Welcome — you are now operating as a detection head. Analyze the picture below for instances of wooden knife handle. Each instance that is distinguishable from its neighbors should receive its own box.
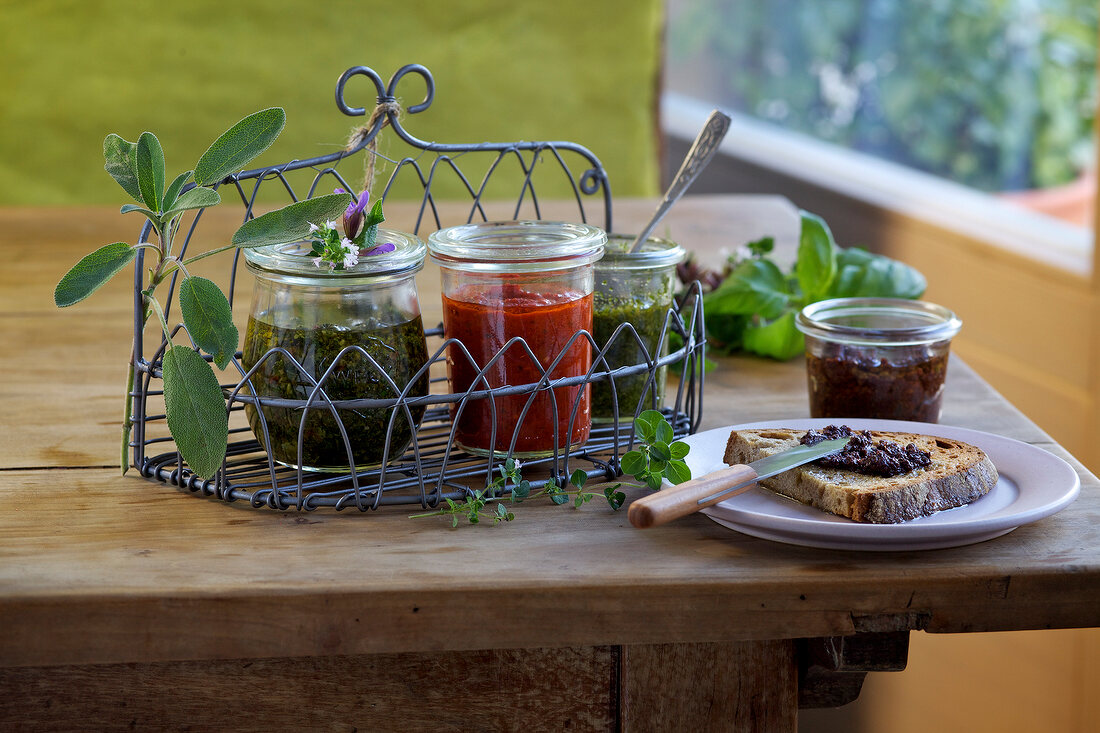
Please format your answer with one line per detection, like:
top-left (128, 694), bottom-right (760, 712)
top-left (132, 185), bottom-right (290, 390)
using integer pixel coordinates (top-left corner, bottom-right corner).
top-left (627, 464), bottom-right (760, 529)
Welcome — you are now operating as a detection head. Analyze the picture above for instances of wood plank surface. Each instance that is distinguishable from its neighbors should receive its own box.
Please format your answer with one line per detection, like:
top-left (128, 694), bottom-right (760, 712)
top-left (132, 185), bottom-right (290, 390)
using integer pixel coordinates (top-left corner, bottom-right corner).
top-left (622, 640), bottom-right (797, 733)
top-left (0, 647), bottom-right (617, 732)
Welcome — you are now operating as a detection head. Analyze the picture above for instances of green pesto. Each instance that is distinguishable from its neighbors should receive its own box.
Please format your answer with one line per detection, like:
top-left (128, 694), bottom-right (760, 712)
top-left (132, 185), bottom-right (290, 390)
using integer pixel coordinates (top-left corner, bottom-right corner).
top-left (592, 297), bottom-right (669, 421)
top-left (242, 315), bottom-right (428, 471)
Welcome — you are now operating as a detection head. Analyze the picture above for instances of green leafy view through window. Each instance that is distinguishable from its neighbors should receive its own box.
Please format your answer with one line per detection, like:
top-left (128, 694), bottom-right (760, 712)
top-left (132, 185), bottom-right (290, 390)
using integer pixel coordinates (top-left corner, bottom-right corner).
top-left (668, 0), bottom-right (1097, 192)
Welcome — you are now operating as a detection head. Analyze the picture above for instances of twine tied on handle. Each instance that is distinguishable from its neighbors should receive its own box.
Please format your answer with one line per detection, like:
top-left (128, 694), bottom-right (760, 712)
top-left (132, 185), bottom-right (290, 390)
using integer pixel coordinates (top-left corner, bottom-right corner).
top-left (345, 96), bottom-right (404, 194)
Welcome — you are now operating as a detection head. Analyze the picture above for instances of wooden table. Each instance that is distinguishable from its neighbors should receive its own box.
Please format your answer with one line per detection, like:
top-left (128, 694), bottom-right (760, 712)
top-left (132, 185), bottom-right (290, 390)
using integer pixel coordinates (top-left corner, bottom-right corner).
top-left (1, 196), bottom-right (1098, 731)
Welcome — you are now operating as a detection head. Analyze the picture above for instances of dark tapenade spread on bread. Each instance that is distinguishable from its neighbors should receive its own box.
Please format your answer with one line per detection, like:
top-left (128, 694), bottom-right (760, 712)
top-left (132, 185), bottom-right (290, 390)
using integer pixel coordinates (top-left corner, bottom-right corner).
top-left (800, 424), bottom-right (932, 477)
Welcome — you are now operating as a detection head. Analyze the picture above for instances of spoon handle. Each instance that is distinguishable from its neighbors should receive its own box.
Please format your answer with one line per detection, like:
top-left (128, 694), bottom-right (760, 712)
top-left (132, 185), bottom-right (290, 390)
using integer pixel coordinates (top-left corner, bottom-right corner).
top-left (630, 109), bottom-right (731, 253)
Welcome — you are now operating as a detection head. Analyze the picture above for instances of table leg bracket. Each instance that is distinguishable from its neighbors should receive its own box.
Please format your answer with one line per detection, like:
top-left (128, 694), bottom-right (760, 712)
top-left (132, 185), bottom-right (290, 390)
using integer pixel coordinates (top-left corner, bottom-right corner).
top-left (797, 630), bottom-right (911, 708)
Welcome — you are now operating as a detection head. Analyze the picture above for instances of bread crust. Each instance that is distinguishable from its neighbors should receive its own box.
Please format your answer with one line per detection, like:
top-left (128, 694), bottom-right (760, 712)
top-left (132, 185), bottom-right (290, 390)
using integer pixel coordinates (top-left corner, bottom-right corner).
top-left (722, 428), bottom-right (998, 523)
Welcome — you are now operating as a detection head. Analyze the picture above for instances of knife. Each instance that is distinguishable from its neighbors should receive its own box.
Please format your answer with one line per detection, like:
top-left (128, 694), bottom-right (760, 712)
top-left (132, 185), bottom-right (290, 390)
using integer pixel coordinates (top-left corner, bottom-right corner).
top-left (627, 437), bottom-right (851, 529)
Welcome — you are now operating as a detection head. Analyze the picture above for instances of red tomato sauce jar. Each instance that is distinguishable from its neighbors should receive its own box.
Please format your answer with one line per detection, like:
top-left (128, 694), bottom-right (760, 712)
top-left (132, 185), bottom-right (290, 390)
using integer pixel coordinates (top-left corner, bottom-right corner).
top-left (427, 221), bottom-right (607, 457)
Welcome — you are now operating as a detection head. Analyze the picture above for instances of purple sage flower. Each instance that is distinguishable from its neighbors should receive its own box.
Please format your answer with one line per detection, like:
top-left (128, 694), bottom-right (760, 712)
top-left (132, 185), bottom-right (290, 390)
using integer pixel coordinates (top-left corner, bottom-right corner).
top-left (360, 242), bottom-right (396, 257)
top-left (334, 187), bottom-right (371, 240)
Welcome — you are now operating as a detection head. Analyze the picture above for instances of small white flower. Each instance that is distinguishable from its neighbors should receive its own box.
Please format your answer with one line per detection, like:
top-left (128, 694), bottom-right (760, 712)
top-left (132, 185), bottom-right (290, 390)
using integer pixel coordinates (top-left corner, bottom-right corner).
top-left (512, 459), bottom-right (523, 471)
top-left (325, 220), bottom-right (339, 231)
top-left (341, 239), bottom-right (359, 269)
top-left (311, 256), bottom-right (324, 268)
top-left (307, 222), bottom-right (320, 233)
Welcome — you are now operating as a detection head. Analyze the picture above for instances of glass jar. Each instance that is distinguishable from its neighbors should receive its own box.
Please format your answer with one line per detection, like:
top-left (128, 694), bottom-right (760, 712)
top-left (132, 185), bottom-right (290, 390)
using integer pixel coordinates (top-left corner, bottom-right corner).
top-left (241, 229), bottom-right (429, 472)
top-left (592, 234), bottom-right (686, 422)
top-left (427, 220), bottom-right (607, 457)
top-left (795, 297), bottom-right (962, 423)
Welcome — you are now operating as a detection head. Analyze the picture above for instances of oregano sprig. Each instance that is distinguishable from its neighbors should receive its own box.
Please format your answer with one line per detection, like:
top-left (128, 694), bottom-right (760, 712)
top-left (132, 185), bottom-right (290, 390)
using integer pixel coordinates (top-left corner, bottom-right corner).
top-left (411, 411), bottom-right (691, 527)
top-left (55, 109), bottom-right (353, 479)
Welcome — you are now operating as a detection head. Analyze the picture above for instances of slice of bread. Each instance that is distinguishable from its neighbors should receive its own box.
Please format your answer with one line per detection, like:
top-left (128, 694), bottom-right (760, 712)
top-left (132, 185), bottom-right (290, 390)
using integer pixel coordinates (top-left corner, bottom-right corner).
top-left (722, 428), bottom-right (998, 523)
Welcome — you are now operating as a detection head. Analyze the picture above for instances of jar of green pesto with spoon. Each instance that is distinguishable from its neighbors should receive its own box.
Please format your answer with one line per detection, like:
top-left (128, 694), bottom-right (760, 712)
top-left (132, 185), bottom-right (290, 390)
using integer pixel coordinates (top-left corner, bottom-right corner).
top-left (592, 234), bottom-right (686, 423)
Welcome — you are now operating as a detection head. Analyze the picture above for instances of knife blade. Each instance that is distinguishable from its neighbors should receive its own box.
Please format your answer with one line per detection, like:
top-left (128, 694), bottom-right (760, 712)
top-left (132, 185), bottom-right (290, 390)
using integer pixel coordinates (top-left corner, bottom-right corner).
top-left (627, 437), bottom-right (850, 529)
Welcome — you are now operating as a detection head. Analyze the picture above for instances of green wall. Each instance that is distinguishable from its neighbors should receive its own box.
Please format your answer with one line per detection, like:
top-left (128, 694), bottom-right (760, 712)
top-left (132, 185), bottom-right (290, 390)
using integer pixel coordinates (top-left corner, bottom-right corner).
top-left (0, 0), bottom-right (662, 206)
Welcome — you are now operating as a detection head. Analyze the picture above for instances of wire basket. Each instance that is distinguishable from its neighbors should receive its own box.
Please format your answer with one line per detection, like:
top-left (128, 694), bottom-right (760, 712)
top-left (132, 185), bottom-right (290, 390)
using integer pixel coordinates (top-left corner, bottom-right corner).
top-left (130, 64), bottom-right (707, 511)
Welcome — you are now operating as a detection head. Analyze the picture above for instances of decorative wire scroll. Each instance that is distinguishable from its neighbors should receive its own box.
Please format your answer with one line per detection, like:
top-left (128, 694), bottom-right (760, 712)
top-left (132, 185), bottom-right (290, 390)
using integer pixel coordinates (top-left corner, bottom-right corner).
top-left (130, 63), bottom-right (706, 511)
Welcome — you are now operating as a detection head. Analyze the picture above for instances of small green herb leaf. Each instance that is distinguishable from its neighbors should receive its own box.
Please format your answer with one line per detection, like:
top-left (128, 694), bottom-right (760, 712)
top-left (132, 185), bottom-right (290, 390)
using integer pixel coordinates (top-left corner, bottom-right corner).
top-left (135, 132), bottom-right (165, 212)
top-left (604, 486), bottom-right (626, 510)
top-left (103, 134), bottom-right (142, 202)
top-left (179, 276), bottom-right (238, 370)
top-left (570, 469), bottom-right (588, 489)
top-left (665, 459), bottom-right (691, 485)
top-left (620, 450), bottom-right (647, 476)
top-left (655, 419), bottom-right (674, 445)
top-left (232, 193), bottom-right (352, 249)
top-left (162, 345), bottom-right (228, 480)
top-left (164, 186), bottom-right (220, 219)
top-left (645, 473), bottom-right (663, 491)
top-left (195, 107), bottom-right (286, 186)
top-left (650, 441), bottom-right (672, 462)
top-left (54, 242), bottom-right (136, 307)
top-left (670, 441), bottom-right (690, 460)
top-left (634, 410), bottom-right (664, 443)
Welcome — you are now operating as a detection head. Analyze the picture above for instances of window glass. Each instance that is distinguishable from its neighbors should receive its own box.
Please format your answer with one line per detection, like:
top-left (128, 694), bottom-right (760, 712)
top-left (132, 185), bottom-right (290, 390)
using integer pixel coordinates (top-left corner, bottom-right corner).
top-left (666, 0), bottom-right (1098, 227)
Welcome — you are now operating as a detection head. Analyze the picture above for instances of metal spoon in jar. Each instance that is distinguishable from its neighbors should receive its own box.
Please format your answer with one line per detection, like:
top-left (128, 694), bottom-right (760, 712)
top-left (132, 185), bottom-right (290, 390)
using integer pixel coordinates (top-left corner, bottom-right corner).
top-left (629, 109), bottom-right (732, 253)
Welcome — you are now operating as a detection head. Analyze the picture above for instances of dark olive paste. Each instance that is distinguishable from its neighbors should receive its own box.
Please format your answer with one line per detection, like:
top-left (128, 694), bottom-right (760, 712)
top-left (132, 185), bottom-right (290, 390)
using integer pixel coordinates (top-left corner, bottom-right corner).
top-left (800, 424), bottom-right (931, 477)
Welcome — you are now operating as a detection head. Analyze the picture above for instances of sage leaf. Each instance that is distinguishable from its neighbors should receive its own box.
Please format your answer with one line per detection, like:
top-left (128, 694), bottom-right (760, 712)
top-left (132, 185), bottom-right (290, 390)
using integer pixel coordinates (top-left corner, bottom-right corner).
top-left (103, 134), bottom-right (142, 202)
top-left (742, 311), bottom-right (805, 361)
top-left (796, 211), bottom-right (837, 301)
top-left (136, 132), bottom-right (166, 212)
top-left (119, 203), bottom-right (159, 220)
top-left (232, 193), bottom-right (353, 249)
top-left (179, 276), bottom-right (238, 370)
top-left (164, 186), bottom-right (221, 219)
top-left (54, 242), bottom-right (136, 307)
top-left (162, 345), bottom-right (228, 480)
top-left (194, 107), bottom-right (286, 186)
top-left (162, 170), bottom-right (193, 213)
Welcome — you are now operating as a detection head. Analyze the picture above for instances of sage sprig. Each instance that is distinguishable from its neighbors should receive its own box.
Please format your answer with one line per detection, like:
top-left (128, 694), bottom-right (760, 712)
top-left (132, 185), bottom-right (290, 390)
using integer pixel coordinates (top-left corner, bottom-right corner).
top-left (55, 109), bottom-right (353, 479)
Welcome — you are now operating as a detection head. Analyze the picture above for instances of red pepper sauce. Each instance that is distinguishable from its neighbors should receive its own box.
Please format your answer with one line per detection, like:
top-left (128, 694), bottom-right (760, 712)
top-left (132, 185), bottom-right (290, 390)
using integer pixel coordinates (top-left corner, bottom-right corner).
top-left (442, 283), bottom-right (592, 455)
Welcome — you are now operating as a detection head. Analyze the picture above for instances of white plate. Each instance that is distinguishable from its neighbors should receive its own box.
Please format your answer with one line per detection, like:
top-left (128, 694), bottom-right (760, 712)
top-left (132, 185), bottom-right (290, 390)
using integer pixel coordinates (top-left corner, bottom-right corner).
top-left (690, 418), bottom-right (1080, 551)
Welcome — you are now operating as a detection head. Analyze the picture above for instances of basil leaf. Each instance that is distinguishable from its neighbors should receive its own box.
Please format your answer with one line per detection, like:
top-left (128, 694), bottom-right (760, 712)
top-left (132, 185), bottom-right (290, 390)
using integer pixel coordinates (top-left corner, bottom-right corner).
top-left (796, 210), bottom-right (837, 301)
top-left (829, 247), bottom-right (927, 299)
top-left (54, 242), bottom-right (136, 307)
top-left (741, 311), bottom-right (805, 361)
top-left (704, 259), bottom-right (791, 319)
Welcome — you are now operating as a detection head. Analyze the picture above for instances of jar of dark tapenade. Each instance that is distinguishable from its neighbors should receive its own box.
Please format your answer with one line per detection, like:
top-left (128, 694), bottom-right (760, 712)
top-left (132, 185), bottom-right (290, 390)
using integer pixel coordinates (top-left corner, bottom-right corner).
top-left (241, 229), bottom-right (429, 472)
top-left (795, 298), bottom-right (962, 423)
top-left (592, 234), bottom-right (686, 423)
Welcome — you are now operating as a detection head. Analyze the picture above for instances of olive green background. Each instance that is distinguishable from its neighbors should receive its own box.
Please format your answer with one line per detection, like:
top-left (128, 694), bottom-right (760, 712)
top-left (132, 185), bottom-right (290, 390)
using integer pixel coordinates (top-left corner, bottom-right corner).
top-left (0, 0), bottom-right (662, 206)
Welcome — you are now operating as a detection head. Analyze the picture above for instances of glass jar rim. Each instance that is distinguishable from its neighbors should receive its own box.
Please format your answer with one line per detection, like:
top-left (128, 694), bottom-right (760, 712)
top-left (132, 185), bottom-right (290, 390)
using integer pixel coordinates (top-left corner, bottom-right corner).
top-left (243, 226), bottom-right (425, 279)
top-left (796, 297), bottom-right (962, 346)
top-left (427, 220), bottom-right (606, 272)
top-left (598, 233), bottom-right (686, 270)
